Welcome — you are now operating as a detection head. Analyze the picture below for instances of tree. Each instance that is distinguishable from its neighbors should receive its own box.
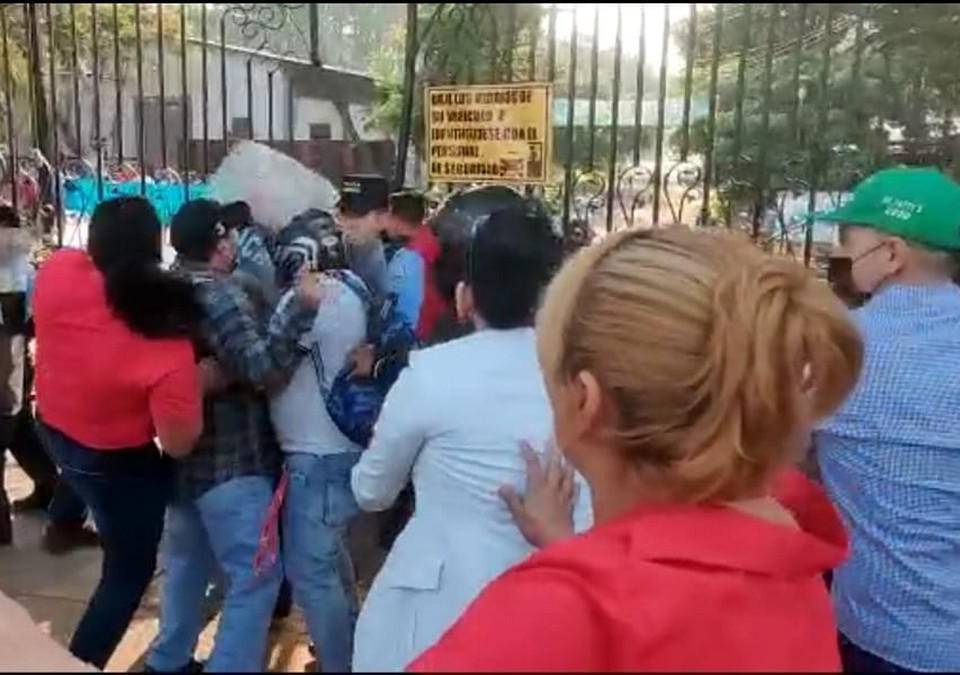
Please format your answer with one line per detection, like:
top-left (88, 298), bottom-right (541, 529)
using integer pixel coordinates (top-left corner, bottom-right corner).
top-left (368, 4), bottom-right (543, 159)
top-left (1, 4), bottom-right (177, 156)
top-left (673, 3), bottom-right (960, 225)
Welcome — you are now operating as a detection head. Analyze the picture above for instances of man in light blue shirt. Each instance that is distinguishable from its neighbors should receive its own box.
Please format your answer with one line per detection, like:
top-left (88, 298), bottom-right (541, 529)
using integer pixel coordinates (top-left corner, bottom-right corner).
top-left (815, 168), bottom-right (960, 673)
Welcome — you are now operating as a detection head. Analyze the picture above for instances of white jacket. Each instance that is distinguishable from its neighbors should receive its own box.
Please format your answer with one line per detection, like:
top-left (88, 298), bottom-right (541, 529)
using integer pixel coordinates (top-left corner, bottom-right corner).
top-left (351, 328), bottom-right (593, 672)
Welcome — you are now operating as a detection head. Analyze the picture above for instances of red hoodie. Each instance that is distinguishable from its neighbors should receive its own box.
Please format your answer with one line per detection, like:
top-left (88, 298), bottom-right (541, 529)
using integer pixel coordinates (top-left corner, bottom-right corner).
top-left (411, 470), bottom-right (847, 672)
top-left (406, 226), bottom-right (446, 342)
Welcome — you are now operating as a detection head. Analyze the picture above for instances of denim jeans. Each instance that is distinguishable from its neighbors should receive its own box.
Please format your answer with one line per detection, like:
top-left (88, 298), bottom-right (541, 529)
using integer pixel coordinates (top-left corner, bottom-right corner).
top-left (839, 634), bottom-right (920, 674)
top-left (37, 421), bottom-right (170, 669)
top-left (148, 475), bottom-right (283, 673)
top-left (21, 412), bottom-right (88, 525)
top-left (283, 452), bottom-right (361, 673)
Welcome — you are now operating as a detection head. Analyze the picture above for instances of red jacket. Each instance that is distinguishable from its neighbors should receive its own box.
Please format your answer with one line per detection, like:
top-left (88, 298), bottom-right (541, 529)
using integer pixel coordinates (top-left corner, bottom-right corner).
top-left (34, 251), bottom-right (200, 450)
top-left (406, 226), bottom-right (446, 342)
top-left (411, 470), bottom-right (847, 672)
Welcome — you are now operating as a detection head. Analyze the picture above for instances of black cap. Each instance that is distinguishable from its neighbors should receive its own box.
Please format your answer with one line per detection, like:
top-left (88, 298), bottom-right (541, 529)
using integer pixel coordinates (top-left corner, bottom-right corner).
top-left (220, 201), bottom-right (253, 231)
top-left (339, 174), bottom-right (389, 217)
top-left (171, 199), bottom-right (228, 262)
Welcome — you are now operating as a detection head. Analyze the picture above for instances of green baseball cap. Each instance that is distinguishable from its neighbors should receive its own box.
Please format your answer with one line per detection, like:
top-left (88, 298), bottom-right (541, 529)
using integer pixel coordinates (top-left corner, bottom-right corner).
top-left (819, 167), bottom-right (960, 251)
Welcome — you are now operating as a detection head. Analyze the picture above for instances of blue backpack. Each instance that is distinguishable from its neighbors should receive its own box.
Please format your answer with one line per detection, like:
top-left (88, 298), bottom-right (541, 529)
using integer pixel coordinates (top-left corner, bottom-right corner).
top-left (308, 269), bottom-right (416, 447)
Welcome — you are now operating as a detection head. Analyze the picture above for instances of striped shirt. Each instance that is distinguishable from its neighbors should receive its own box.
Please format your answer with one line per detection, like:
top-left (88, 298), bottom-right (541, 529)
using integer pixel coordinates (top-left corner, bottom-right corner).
top-left (816, 283), bottom-right (960, 671)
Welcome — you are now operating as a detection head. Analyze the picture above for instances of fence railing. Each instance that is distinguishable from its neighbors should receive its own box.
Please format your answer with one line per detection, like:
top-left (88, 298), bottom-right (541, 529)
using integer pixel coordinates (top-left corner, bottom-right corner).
top-left (400, 3), bottom-right (960, 264)
top-left (4, 3), bottom-right (960, 265)
top-left (0, 3), bottom-right (347, 245)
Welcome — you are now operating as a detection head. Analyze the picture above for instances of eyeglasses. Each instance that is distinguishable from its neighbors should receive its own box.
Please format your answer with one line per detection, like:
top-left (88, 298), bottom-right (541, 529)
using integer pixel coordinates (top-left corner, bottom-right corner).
top-left (850, 241), bottom-right (888, 266)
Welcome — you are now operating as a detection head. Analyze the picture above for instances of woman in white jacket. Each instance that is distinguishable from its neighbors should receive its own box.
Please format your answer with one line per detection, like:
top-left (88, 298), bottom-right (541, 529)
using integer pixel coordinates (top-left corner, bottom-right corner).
top-left (350, 197), bottom-right (592, 671)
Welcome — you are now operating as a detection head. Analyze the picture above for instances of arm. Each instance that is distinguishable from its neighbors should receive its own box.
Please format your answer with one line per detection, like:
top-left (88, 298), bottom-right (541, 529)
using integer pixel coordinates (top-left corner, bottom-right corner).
top-left (388, 250), bottom-right (425, 332)
top-left (150, 359), bottom-right (203, 458)
top-left (351, 365), bottom-right (428, 511)
top-left (201, 283), bottom-right (316, 389)
top-left (409, 567), bottom-right (599, 672)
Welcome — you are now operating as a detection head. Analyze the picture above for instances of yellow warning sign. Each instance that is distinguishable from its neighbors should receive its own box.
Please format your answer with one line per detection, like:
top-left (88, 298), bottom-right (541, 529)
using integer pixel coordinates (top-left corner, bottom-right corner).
top-left (425, 83), bottom-right (553, 185)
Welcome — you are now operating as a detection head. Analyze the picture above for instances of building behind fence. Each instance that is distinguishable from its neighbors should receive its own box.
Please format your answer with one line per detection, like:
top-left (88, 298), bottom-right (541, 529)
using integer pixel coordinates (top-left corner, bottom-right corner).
top-left (2, 3), bottom-right (959, 266)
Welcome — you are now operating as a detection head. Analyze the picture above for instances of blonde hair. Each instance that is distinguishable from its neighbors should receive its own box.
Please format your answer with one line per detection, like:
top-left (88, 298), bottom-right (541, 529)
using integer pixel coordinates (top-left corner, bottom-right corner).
top-left (537, 227), bottom-right (863, 503)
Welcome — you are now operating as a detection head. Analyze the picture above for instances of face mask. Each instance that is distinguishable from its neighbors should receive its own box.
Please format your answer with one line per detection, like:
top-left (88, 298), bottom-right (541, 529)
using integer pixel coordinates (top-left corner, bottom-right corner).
top-left (829, 241), bottom-right (892, 307)
top-left (827, 256), bottom-right (870, 308)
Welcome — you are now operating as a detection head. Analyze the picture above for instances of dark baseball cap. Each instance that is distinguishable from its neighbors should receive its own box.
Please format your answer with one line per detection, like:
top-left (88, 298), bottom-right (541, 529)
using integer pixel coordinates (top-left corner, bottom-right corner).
top-left (339, 174), bottom-right (389, 217)
top-left (171, 199), bottom-right (228, 262)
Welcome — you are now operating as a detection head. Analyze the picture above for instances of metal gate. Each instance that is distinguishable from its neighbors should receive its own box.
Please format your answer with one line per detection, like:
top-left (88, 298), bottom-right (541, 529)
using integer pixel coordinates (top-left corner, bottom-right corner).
top-left (0, 3), bottom-right (392, 246)
top-left (397, 3), bottom-right (960, 265)
top-left (3, 4), bottom-right (959, 266)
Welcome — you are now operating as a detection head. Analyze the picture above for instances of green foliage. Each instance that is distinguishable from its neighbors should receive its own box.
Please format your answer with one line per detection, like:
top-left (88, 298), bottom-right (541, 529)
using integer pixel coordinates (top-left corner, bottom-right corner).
top-left (368, 4), bottom-right (544, 153)
top-left (312, 4), bottom-right (406, 72)
top-left (2, 4), bottom-right (176, 85)
top-left (672, 2), bottom-right (960, 219)
top-left (551, 41), bottom-right (658, 101)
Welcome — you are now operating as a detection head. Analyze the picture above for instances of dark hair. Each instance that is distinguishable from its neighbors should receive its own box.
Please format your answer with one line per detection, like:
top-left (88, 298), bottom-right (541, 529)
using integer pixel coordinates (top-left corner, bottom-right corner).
top-left (87, 197), bottom-right (202, 338)
top-left (221, 201), bottom-right (252, 230)
top-left (389, 191), bottom-right (426, 227)
top-left (171, 199), bottom-right (225, 263)
top-left (431, 185), bottom-right (529, 307)
top-left (468, 206), bottom-right (562, 329)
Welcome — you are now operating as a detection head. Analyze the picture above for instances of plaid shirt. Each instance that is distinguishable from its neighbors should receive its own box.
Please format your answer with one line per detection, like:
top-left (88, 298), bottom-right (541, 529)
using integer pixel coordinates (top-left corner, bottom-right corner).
top-left (175, 262), bottom-right (316, 499)
top-left (816, 283), bottom-right (960, 671)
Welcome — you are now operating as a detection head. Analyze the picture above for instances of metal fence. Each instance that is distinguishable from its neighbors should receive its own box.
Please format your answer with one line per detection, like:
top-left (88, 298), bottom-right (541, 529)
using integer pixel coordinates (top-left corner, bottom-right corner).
top-left (4, 3), bottom-right (960, 266)
top-left (0, 3), bottom-right (361, 245)
top-left (398, 3), bottom-right (960, 265)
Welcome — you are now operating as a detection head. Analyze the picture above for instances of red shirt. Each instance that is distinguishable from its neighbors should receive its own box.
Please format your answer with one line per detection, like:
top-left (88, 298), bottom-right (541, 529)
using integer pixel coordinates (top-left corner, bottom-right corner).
top-left (34, 250), bottom-right (200, 450)
top-left (406, 226), bottom-right (446, 342)
top-left (411, 471), bottom-right (847, 672)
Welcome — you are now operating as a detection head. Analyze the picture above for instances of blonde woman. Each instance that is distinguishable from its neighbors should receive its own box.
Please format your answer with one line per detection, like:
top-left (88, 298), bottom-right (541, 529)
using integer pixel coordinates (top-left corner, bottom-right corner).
top-left (411, 227), bottom-right (862, 672)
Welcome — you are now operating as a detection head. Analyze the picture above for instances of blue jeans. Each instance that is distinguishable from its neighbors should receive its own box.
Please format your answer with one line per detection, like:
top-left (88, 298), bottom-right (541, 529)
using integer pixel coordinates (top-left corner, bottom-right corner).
top-left (283, 452), bottom-right (360, 673)
top-left (148, 475), bottom-right (283, 673)
top-left (37, 422), bottom-right (170, 669)
top-left (839, 634), bottom-right (919, 674)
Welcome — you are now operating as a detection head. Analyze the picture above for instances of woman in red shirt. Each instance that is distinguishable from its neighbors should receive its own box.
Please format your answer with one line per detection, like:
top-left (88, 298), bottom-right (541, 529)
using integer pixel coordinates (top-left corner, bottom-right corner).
top-left (411, 228), bottom-right (863, 672)
top-left (33, 197), bottom-right (203, 669)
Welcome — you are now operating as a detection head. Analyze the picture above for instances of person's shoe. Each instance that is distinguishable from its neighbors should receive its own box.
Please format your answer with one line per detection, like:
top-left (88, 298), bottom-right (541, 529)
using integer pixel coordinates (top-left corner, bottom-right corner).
top-left (11, 488), bottom-right (53, 514)
top-left (41, 522), bottom-right (99, 555)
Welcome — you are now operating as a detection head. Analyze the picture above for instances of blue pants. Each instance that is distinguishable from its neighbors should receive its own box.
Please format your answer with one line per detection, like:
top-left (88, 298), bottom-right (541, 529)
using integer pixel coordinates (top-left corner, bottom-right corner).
top-left (38, 422), bottom-right (170, 669)
top-left (148, 475), bottom-right (282, 673)
top-left (283, 452), bottom-right (360, 673)
top-left (839, 634), bottom-right (920, 674)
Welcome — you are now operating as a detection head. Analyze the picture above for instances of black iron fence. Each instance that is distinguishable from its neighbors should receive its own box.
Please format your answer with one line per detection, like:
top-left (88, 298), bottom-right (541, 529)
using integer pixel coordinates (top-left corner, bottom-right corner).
top-left (400, 3), bottom-right (960, 265)
top-left (3, 3), bottom-right (960, 265)
top-left (0, 3), bottom-right (393, 247)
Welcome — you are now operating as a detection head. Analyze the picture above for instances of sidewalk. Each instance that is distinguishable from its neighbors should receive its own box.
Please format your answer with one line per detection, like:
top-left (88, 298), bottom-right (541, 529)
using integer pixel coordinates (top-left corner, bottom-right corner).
top-left (1, 458), bottom-right (387, 672)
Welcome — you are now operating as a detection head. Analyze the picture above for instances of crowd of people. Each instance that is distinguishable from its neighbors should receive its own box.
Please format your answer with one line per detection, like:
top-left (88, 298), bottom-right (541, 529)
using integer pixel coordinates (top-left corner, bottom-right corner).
top-left (0, 164), bottom-right (958, 674)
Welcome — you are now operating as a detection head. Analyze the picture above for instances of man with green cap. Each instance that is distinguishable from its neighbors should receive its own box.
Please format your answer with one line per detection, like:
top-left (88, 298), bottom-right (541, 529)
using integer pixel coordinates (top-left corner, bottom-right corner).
top-left (814, 167), bottom-right (960, 673)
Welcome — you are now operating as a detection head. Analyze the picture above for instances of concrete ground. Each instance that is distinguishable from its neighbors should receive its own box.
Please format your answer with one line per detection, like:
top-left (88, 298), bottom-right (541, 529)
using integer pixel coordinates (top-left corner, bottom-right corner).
top-left (0, 455), bottom-right (387, 673)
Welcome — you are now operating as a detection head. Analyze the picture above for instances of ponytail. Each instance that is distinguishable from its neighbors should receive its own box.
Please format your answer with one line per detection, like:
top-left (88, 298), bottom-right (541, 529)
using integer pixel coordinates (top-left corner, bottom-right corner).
top-left (88, 197), bottom-right (202, 339)
top-left (538, 227), bottom-right (863, 503)
top-left (101, 262), bottom-right (202, 338)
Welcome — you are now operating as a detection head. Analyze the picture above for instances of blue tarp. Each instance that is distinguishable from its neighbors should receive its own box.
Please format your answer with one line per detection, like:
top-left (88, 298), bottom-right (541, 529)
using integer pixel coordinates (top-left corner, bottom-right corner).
top-left (62, 177), bottom-right (212, 224)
